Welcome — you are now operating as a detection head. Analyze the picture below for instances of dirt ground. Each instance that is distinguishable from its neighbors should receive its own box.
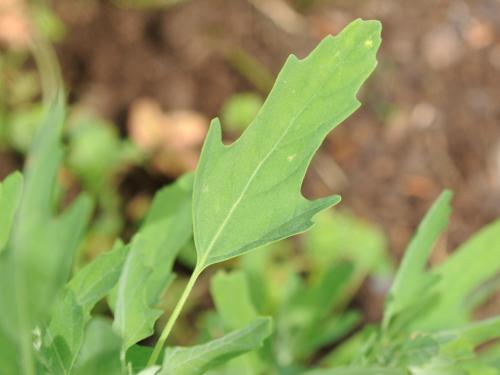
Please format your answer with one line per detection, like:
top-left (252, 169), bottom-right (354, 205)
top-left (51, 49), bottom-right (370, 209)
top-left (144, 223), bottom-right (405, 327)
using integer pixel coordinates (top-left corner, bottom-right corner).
top-left (52, 0), bottom-right (500, 264)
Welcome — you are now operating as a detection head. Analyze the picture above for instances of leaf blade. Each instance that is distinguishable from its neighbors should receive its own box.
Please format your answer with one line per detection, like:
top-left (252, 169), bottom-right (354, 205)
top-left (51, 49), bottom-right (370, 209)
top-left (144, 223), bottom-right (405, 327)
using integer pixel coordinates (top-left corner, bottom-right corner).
top-left (0, 172), bottom-right (23, 253)
top-left (112, 174), bottom-right (193, 354)
top-left (193, 19), bottom-right (381, 268)
top-left (417, 219), bottom-right (500, 330)
top-left (69, 240), bottom-right (129, 311)
top-left (383, 191), bottom-right (453, 329)
top-left (158, 317), bottom-right (272, 375)
top-left (39, 240), bottom-right (129, 375)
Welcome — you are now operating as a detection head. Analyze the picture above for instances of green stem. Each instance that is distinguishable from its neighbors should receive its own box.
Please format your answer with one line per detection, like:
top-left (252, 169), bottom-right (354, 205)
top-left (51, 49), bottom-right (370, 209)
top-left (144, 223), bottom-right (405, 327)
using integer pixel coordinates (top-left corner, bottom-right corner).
top-left (147, 265), bottom-right (203, 367)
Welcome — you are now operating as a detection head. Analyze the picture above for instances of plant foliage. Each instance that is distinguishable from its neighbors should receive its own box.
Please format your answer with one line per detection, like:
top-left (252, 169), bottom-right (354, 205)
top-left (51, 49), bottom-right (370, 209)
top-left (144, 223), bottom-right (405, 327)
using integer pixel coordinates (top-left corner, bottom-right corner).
top-left (1, 17), bottom-right (500, 375)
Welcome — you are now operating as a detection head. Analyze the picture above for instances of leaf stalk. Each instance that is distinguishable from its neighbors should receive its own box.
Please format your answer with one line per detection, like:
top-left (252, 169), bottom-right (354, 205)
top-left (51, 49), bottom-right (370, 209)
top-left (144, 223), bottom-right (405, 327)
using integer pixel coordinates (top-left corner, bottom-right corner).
top-left (147, 265), bottom-right (203, 366)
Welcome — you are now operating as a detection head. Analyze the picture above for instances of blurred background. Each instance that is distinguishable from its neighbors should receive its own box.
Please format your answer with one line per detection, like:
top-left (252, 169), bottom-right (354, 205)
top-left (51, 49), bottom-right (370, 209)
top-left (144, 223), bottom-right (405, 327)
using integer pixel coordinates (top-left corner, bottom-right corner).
top-left (1, 0), bottom-right (500, 341)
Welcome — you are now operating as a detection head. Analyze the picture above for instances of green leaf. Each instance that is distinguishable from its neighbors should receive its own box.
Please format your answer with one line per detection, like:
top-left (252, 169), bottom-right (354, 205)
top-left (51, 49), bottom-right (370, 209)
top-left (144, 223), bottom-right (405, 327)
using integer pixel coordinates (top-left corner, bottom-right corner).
top-left (211, 271), bottom-right (259, 329)
top-left (6, 92), bottom-right (92, 324)
top-left (40, 291), bottom-right (85, 375)
top-left (113, 174), bottom-right (193, 354)
top-left (320, 326), bottom-right (375, 367)
top-left (0, 321), bottom-right (18, 375)
top-left (383, 191), bottom-right (453, 329)
top-left (0, 172), bottom-right (23, 253)
top-left (399, 334), bottom-right (440, 367)
top-left (417, 219), bottom-right (500, 330)
top-left (113, 235), bottom-right (163, 354)
top-left (437, 316), bottom-right (500, 356)
top-left (158, 317), bottom-right (273, 375)
top-left (137, 366), bottom-right (161, 375)
top-left (127, 345), bottom-right (156, 373)
top-left (210, 270), bottom-right (268, 374)
top-left (304, 210), bottom-right (391, 281)
top-left (39, 241), bottom-right (128, 374)
top-left (240, 240), bottom-right (294, 313)
top-left (139, 173), bottom-right (194, 305)
top-left (284, 261), bottom-right (358, 359)
top-left (28, 194), bottom-right (93, 320)
top-left (0, 92), bottom-right (92, 374)
top-left (11, 93), bottom-right (65, 248)
top-left (304, 368), bottom-right (405, 375)
top-left (304, 311), bottom-right (361, 356)
top-left (193, 19), bottom-right (381, 269)
top-left (73, 318), bottom-right (122, 375)
top-left (69, 240), bottom-right (129, 312)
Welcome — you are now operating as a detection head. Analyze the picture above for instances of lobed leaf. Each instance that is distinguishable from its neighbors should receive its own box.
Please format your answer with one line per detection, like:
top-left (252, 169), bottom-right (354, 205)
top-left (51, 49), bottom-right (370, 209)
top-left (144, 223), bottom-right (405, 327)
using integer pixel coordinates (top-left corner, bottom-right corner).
top-left (193, 19), bottom-right (381, 269)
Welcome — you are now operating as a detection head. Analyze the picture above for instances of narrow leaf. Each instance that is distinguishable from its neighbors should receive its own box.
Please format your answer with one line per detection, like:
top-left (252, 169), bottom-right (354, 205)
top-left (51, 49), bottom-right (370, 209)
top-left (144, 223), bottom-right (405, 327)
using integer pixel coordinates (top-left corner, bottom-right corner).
top-left (0, 172), bottom-right (23, 253)
top-left (210, 271), bottom-right (259, 329)
top-left (305, 367), bottom-right (406, 375)
top-left (210, 271), bottom-right (266, 373)
top-left (193, 19), bottom-right (381, 269)
top-left (418, 220), bottom-right (500, 330)
top-left (383, 191), bottom-right (453, 329)
top-left (0, 92), bottom-right (92, 373)
top-left (158, 317), bottom-right (273, 375)
top-left (437, 315), bottom-right (500, 351)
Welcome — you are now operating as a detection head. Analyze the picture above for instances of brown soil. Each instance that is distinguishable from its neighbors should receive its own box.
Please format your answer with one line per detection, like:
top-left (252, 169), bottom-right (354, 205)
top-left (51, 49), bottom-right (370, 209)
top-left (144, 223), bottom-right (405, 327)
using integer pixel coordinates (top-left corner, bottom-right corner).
top-left (52, 0), bottom-right (500, 262)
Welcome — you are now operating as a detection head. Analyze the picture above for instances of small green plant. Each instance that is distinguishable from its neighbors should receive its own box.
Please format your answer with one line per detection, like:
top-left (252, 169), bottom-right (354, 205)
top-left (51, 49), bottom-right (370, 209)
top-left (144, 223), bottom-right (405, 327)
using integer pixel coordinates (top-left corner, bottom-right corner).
top-left (2, 17), bottom-right (500, 375)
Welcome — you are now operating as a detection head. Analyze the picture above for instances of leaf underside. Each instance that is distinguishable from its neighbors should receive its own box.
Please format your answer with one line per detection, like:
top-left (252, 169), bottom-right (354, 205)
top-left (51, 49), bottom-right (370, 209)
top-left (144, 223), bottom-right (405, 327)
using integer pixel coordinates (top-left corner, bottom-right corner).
top-left (193, 19), bottom-right (382, 268)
